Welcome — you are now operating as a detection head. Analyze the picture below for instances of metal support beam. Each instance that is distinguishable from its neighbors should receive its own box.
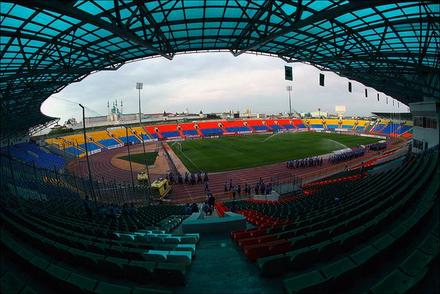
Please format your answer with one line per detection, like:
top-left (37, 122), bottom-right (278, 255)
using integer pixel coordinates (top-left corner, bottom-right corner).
top-left (233, 0), bottom-right (405, 56)
top-left (230, 0), bottom-right (276, 56)
top-left (15, 0), bottom-right (174, 60)
top-left (135, 0), bottom-right (175, 58)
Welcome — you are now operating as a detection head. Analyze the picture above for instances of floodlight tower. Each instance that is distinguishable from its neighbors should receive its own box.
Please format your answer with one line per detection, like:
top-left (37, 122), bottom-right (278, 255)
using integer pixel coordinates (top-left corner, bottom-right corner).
top-left (79, 104), bottom-right (96, 205)
top-left (136, 82), bottom-right (151, 185)
top-left (136, 82), bottom-right (143, 125)
top-left (286, 85), bottom-right (292, 117)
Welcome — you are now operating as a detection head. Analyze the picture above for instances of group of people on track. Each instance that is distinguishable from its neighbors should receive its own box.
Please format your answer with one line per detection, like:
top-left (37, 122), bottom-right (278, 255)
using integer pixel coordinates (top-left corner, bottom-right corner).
top-left (329, 148), bottom-right (365, 164)
top-left (167, 171), bottom-right (209, 186)
top-left (224, 178), bottom-right (274, 199)
top-left (286, 156), bottom-right (324, 169)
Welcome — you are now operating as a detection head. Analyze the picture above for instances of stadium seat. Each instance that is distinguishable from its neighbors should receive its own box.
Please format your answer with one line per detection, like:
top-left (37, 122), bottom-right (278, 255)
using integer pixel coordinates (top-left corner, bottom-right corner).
top-left (0, 272), bottom-right (25, 294)
top-left (283, 270), bottom-right (330, 294)
top-left (66, 272), bottom-right (98, 293)
top-left (369, 269), bottom-right (426, 294)
top-left (95, 281), bottom-right (131, 294)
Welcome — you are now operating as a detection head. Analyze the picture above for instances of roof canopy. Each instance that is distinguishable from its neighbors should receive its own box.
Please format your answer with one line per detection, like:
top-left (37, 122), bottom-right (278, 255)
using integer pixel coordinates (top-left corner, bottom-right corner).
top-left (1, 0), bottom-right (439, 135)
top-left (373, 112), bottom-right (412, 120)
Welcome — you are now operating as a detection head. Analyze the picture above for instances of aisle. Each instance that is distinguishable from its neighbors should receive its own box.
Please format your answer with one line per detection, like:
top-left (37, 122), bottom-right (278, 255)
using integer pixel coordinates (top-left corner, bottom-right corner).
top-left (177, 233), bottom-right (283, 294)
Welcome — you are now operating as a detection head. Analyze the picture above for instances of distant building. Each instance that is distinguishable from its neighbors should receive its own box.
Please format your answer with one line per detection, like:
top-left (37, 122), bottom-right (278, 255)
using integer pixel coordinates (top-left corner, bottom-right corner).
top-left (300, 111), bottom-right (328, 118)
top-left (65, 101), bottom-right (202, 130)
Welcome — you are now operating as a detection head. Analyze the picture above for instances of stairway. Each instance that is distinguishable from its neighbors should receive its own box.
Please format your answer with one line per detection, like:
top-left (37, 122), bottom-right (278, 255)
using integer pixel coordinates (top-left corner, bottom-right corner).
top-left (106, 130), bottom-right (123, 144)
top-left (178, 129), bottom-right (185, 139)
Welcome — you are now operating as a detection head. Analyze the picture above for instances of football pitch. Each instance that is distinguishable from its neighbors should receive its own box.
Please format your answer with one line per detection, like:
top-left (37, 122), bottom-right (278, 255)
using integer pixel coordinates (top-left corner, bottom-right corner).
top-left (170, 132), bottom-right (381, 173)
top-left (118, 152), bottom-right (158, 165)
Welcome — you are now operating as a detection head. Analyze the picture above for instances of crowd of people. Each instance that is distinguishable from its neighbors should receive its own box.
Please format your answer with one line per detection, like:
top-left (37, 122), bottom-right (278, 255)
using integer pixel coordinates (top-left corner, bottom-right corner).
top-left (328, 148), bottom-right (365, 164)
top-left (167, 171), bottom-right (209, 186)
top-left (184, 202), bottom-right (200, 215)
top-left (286, 156), bottom-right (324, 169)
top-left (184, 192), bottom-right (216, 216)
top-left (223, 178), bottom-right (274, 199)
top-left (369, 142), bottom-right (387, 151)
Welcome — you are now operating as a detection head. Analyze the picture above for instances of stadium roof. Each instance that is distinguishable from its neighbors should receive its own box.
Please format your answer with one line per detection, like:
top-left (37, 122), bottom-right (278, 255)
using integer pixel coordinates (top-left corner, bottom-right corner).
top-left (1, 0), bottom-right (439, 136)
top-left (372, 112), bottom-right (412, 120)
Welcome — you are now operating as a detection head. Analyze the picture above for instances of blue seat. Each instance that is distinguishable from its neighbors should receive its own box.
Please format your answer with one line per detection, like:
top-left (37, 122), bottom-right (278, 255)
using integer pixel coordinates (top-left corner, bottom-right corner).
top-left (98, 138), bottom-right (120, 148)
top-left (161, 131), bottom-right (180, 138)
top-left (371, 124), bottom-right (385, 132)
top-left (225, 127), bottom-right (250, 133)
top-left (3, 143), bottom-right (66, 170)
top-left (252, 126), bottom-right (268, 131)
top-left (396, 125), bottom-right (411, 134)
top-left (183, 130), bottom-right (198, 136)
top-left (201, 128), bottom-right (223, 136)
top-left (65, 146), bottom-right (84, 156)
top-left (119, 135), bottom-right (141, 144)
top-left (79, 142), bottom-right (101, 152)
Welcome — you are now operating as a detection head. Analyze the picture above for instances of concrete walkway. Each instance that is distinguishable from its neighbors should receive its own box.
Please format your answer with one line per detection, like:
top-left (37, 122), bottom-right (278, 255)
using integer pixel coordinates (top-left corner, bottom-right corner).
top-left (177, 233), bottom-right (283, 294)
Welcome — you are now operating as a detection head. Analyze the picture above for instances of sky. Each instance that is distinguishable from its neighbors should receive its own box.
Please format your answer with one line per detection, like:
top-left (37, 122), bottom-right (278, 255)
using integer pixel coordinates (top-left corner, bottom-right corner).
top-left (40, 52), bottom-right (408, 124)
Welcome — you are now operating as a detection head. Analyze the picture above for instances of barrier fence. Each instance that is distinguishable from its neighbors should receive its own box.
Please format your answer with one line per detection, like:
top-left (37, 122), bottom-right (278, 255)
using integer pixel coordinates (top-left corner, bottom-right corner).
top-left (0, 153), bottom-right (151, 206)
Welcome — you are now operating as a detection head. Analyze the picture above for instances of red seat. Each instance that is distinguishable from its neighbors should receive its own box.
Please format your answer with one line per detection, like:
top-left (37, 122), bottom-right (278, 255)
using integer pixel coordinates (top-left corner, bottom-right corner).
top-left (238, 238), bottom-right (258, 248)
top-left (268, 239), bottom-right (291, 255)
top-left (258, 235), bottom-right (278, 244)
top-left (250, 229), bottom-right (266, 238)
top-left (244, 244), bottom-right (270, 261)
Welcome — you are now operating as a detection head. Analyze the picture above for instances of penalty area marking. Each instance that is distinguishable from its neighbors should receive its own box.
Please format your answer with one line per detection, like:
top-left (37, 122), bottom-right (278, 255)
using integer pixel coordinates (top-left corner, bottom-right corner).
top-left (324, 138), bottom-right (349, 149)
top-left (174, 144), bottom-right (202, 172)
top-left (262, 132), bottom-right (284, 143)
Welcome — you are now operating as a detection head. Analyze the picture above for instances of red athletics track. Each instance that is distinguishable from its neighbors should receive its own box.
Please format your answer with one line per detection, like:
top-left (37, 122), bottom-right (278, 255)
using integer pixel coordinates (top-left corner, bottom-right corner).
top-left (67, 139), bottom-right (407, 204)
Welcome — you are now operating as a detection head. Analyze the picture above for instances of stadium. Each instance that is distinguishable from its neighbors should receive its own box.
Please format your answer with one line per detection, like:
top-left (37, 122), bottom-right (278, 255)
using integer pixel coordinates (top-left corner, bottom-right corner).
top-left (0, 1), bottom-right (438, 294)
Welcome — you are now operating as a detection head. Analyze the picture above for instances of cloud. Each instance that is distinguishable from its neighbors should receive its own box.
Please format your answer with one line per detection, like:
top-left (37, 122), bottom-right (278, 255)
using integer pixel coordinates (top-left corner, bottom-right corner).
top-left (40, 52), bottom-right (406, 123)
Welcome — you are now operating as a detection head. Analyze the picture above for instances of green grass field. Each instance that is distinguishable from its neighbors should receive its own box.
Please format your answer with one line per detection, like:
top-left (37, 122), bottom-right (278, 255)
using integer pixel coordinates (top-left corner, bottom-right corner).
top-left (118, 152), bottom-right (158, 165)
top-left (170, 132), bottom-right (381, 173)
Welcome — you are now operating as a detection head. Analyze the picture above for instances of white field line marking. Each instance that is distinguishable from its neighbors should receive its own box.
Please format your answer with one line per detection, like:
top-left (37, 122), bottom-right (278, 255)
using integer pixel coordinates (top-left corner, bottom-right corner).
top-left (178, 148), bottom-right (201, 172)
top-left (324, 138), bottom-right (349, 149)
top-left (262, 132), bottom-right (284, 142)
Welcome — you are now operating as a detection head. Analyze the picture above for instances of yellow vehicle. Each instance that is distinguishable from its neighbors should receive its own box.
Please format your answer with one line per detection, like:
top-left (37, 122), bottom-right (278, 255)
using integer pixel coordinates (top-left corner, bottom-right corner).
top-left (137, 172), bottom-right (149, 183)
top-left (150, 178), bottom-right (172, 199)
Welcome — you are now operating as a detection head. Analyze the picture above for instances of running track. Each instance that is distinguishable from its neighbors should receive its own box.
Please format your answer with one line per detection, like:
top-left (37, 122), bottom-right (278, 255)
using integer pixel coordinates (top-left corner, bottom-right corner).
top-left (67, 140), bottom-right (407, 204)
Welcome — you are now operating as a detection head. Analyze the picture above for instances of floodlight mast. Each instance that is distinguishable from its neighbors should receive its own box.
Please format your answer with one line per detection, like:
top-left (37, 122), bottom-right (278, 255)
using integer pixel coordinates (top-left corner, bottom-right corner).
top-left (286, 86), bottom-right (293, 117)
top-left (79, 103), bottom-right (96, 206)
top-left (125, 125), bottom-right (135, 191)
top-left (136, 82), bottom-right (151, 186)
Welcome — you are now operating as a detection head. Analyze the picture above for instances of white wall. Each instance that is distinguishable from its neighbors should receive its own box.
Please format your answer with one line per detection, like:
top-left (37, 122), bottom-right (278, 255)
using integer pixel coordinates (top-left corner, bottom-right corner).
top-left (409, 101), bottom-right (439, 153)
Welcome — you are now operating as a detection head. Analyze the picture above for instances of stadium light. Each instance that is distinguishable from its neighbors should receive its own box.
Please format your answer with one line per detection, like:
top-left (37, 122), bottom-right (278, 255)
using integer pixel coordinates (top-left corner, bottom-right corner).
top-left (125, 125), bottom-right (136, 191)
top-left (136, 82), bottom-right (151, 190)
top-left (79, 103), bottom-right (96, 206)
top-left (136, 82), bottom-right (143, 126)
top-left (286, 85), bottom-right (292, 117)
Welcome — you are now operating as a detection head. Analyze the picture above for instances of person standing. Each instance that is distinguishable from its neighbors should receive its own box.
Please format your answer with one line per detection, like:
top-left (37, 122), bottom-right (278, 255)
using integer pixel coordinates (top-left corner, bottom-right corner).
top-left (360, 162), bottom-right (366, 177)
